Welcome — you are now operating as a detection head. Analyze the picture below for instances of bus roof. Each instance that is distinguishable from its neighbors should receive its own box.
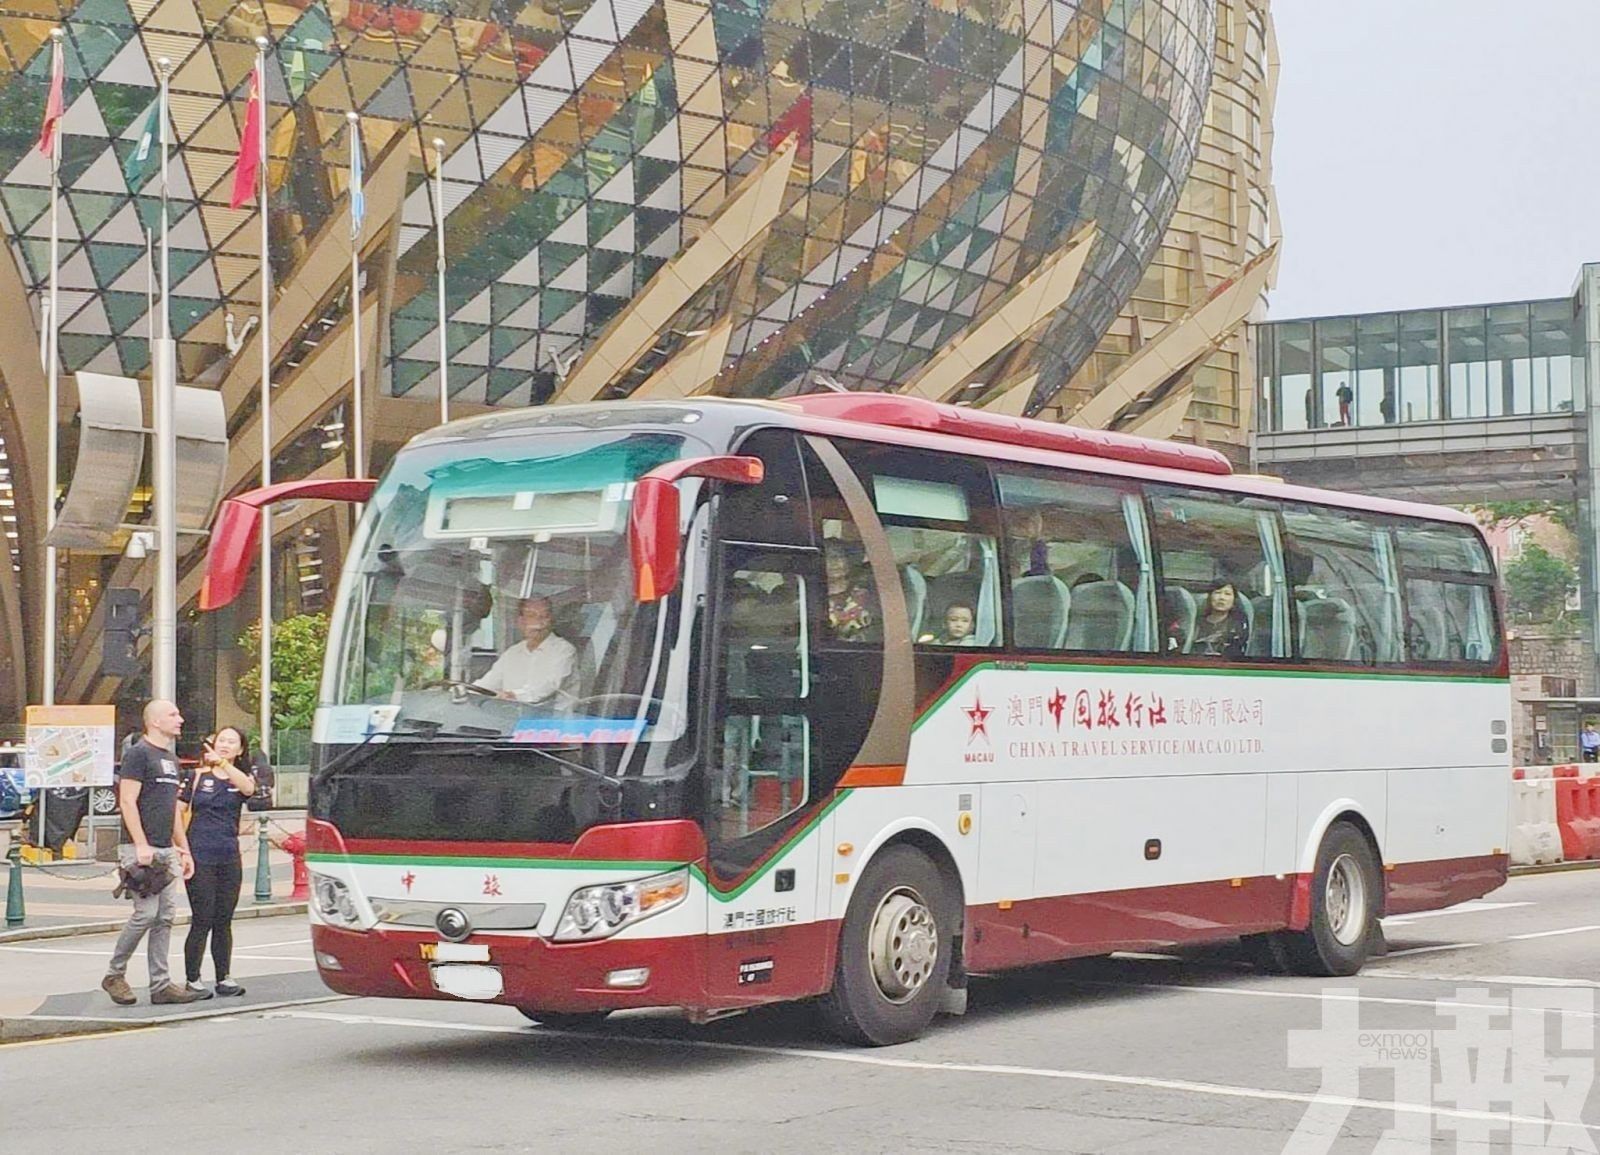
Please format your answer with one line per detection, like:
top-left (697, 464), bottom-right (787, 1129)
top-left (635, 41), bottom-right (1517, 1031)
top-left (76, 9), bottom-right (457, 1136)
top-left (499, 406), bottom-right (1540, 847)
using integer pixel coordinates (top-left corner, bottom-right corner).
top-left (422, 395), bottom-right (1478, 529)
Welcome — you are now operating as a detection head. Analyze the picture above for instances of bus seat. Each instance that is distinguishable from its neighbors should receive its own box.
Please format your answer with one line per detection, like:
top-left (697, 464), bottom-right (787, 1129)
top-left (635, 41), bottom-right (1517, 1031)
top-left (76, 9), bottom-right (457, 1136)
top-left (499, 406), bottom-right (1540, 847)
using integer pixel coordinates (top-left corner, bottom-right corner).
top-left (1299, 597), bottom-right (1356, 661)
top-left (1166, 586), bottom-right (1196, 653)
top-left (1063, 580), bottom-right (1135, 651)
top-left (901, 565), bottom-right (928, 642)
top-left (1013, 575), bottom-right (1071, 649)
top-left (1234, 592), bottom-right (1265, 657)
top-left (1411, 604), bottom-right (1448, 661)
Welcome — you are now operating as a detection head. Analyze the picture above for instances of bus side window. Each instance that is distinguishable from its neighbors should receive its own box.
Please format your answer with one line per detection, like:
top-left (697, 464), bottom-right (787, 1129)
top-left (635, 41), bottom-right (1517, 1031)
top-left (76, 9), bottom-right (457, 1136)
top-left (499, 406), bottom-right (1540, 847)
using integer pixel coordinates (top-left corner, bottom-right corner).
top-left (1394, 525), bottom-right (1500, 665)
top-left (995, 470), bottom-right (1155, 653)
top-left (1148, 489), bottom-right (1285, 660)
top-left (1279, 507), bottom-right (1403, 665)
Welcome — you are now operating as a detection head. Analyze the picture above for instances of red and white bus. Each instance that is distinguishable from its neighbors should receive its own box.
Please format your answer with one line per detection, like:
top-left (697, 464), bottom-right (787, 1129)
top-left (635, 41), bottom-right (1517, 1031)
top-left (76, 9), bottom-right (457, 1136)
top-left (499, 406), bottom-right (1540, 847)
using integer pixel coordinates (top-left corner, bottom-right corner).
top-left (203, 393), bottom-right (1510, 1045)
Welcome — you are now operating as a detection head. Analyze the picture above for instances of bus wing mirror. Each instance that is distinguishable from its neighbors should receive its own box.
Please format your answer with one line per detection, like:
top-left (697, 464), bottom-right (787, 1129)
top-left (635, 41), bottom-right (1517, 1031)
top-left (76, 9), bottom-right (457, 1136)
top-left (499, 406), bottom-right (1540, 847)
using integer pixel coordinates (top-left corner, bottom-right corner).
top-left (198, 477), bottom-right (377, 611)
top-left (630, 455), bottom-right (764, 602)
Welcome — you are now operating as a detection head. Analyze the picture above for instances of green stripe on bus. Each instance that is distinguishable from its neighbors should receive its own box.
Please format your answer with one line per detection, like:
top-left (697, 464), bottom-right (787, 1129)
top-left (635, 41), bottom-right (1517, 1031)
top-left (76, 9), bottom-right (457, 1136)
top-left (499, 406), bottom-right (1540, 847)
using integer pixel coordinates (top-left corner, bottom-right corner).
top-left (914, 660), bottom-right (1507, 728)
top-left (302, 789), bottom-right (855, 903)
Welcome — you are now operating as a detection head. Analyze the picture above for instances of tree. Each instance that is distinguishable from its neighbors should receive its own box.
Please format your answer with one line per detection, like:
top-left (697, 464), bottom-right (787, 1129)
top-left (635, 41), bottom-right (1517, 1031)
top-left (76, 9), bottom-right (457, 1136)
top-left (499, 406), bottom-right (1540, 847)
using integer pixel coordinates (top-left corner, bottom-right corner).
top-left (237, 612), bottom-right (330, 735)
top-left (1502, 544), bottom-right (1576, 624)
top-left (1473, 500), bottom-right (1578, 537)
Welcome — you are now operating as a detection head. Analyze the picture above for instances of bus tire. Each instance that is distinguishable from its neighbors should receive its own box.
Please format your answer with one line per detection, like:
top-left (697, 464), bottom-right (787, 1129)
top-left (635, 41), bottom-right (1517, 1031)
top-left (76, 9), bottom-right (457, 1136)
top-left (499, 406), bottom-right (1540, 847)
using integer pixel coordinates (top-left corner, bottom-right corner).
top-left (515, 1008), bottom-right (612, 1030)
top-left (818, 844), bottom-right (954, 1047)
top-left (1282, 822), bottom-right (1381, 977)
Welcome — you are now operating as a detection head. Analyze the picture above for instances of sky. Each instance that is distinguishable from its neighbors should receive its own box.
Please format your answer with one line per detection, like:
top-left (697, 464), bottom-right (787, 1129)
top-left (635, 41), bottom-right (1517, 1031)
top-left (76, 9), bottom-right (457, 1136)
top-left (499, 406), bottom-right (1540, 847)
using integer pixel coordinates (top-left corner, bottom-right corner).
top-left (1267, 1), bottom-right (1600, 319)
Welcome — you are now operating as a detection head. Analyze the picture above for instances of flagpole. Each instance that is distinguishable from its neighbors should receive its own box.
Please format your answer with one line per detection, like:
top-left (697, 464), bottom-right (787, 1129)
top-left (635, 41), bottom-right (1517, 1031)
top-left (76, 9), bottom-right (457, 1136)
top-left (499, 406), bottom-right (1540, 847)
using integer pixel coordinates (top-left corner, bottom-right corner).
top-left (255, 36), bottom-right (273, 763)
top-left (152, 54), bottom-right (176, 702)
top-left (42, 26), bottom-right (63, 706)
top-left (348, 111), bottom-right (364, 477)
top-left (432, 137), bottom-right (448, 426)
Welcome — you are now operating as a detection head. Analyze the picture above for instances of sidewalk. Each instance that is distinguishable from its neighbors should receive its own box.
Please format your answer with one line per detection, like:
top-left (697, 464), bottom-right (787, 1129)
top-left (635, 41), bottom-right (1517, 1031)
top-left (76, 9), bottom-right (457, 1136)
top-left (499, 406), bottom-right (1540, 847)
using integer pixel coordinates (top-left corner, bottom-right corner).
top-left (1, 813), bottom-right (306, 938)
top-left (0, 912), bottom-right (340, 1042)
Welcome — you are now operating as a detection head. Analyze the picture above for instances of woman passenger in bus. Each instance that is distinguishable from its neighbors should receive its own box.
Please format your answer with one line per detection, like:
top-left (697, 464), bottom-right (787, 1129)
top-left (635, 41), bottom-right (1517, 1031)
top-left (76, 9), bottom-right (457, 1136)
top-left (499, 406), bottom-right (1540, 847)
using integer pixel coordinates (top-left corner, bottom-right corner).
top-left (825, 547), bottom-right (878, 642)
top-left (1188, 580), bottom-right (1249, 659)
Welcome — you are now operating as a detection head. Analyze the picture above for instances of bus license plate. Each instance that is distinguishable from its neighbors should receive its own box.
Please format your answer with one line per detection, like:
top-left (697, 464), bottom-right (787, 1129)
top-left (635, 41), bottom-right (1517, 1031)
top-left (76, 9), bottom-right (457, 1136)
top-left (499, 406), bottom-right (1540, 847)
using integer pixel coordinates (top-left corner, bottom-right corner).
top-left (420, 942), bottom-right (490, 963)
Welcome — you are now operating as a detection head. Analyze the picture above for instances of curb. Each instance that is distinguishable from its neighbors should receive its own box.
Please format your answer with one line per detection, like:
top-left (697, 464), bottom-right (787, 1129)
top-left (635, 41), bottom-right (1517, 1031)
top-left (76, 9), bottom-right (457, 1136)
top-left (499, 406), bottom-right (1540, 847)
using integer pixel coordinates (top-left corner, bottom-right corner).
top-left (0, 902), bottom-right (307, 944)
top-left (0, 992), bottom-right (349, 1044)
top-left (1508, 860), bottom-right (1600, 878)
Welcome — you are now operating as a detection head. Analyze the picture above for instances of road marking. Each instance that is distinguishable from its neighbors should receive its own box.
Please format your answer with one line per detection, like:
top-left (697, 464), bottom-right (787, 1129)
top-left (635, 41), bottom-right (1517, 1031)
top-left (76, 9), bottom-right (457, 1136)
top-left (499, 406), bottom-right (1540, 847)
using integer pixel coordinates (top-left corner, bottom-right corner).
top-left (1366, 970), bottom-right (1600, 989)
top-left (264, 1009), bottom-right (1600, 1136)
top-left (0, 945), bottom-right (112, 957)
top-left (228, 953), bottom-right (315, 963)
top-left (1381, 901), bottom-right (1532, 928)
top-left (1507, 925), bottom-right (1600, 941)
top-left (1381, 943), bottom-right (1479, 958)
top-left (1061, 979), bottom-right (1600, 1019)
top-left (232, 938), bottom-right (311, 950)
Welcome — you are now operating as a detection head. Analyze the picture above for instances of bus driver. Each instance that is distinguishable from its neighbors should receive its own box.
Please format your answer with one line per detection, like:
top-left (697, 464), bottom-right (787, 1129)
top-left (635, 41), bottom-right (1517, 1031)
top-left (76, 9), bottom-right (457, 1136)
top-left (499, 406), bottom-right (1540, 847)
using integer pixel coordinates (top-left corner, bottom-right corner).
top-left (474, 596), bottom-right (577, 704)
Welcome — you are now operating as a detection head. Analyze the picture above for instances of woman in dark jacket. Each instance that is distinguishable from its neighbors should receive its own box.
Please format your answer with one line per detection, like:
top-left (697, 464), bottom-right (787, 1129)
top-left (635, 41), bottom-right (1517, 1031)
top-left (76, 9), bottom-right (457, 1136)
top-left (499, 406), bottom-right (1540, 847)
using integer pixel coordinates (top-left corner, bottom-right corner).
top-left (1191, 581), bottom-right (1250, 659)
top-left (181, 726), bottom-right (256, 998)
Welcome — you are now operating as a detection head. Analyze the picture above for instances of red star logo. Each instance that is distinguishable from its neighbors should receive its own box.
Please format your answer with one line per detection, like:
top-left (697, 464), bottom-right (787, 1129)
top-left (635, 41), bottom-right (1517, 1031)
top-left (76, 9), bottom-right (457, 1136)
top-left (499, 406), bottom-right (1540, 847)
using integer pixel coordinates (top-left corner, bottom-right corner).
top-left (401, 871), bottom-right (416, 894)
top-left (963, 694), bottom-right (992, 745)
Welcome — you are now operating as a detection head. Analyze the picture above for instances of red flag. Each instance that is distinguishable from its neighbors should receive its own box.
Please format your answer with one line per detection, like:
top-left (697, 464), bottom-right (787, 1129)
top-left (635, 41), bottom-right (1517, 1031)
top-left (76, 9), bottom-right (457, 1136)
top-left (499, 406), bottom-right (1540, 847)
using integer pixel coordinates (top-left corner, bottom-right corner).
top-left (37, 35), bottom-right (64, 157)
top-left (229, 69), bottom-right (262, 210)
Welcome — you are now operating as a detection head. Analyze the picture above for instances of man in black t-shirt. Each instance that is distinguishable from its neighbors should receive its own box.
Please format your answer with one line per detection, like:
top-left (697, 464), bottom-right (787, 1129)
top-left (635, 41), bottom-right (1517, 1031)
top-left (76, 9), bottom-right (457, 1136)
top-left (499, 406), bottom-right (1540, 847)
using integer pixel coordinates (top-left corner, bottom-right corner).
top-left (102, 700), bottom-right (204, 1007)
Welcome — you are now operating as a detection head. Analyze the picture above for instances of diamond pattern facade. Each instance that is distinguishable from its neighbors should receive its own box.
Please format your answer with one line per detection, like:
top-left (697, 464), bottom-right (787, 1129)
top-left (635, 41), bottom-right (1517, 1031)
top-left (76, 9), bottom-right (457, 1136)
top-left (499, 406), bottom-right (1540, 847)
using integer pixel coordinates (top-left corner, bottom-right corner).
top-left (0, 0), bottom-right (1214, 406)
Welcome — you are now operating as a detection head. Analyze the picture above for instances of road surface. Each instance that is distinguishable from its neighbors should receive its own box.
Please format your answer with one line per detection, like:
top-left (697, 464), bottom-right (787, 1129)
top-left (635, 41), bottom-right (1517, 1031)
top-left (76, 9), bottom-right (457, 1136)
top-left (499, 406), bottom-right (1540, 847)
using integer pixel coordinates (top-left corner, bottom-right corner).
top-left (4, 869), bottom-right (1597, 1153)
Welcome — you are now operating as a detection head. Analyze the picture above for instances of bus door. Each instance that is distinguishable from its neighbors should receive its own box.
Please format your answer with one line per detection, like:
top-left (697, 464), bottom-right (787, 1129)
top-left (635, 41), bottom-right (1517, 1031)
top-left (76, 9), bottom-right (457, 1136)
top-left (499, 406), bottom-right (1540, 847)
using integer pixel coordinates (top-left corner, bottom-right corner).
top-left (700, 430), bottom-right (901, 1003)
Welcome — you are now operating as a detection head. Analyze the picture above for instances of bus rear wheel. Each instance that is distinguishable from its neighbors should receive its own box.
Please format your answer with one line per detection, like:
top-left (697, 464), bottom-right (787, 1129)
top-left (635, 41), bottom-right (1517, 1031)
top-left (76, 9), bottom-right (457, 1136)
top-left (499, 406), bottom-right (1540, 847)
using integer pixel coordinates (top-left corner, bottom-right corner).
top-left (1281, 822), bottom-right (1381, 977)
top-left (818, 844), bottom-right (954, 1047)
top-left (516, 1008), bottom-right (612, 1030)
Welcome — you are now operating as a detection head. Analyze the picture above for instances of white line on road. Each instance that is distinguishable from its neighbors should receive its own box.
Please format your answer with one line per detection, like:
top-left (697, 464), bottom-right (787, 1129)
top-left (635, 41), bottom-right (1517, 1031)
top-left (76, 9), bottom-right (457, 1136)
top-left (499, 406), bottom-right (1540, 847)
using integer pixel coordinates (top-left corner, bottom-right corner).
top-left (228, 953), bottom-right (315, 963)
top-left (232, 938), bottom-right (311, 950)
top-left (1507, 925), bottom-right (1600, 941)
top-left (1062, 979), bottom-right (1600, 1019)
top-left (1381, 901), bottom-right (1532, 928)
top-left (263, 1009), bottom-right (1600, 1136)
top-left (1381, 943), bottom-right (1480, 958)
top-left (1365, 970), bottom-right (1600, 989)
top-left (1108, 952), bottom-right (1181, 962)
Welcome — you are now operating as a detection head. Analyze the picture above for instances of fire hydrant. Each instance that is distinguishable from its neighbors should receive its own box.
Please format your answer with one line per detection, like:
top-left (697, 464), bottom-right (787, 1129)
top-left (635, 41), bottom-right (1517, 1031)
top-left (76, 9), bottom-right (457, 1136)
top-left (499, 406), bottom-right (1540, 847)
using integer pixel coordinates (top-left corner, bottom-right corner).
top-left (268, 828), bottom-right (309, 901)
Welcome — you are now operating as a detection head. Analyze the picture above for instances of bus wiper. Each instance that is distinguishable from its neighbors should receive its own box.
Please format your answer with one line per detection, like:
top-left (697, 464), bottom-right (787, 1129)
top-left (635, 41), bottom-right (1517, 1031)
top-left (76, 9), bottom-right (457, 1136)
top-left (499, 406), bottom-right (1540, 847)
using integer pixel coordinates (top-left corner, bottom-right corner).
top-left (447, 740), bottom-right (624, 796)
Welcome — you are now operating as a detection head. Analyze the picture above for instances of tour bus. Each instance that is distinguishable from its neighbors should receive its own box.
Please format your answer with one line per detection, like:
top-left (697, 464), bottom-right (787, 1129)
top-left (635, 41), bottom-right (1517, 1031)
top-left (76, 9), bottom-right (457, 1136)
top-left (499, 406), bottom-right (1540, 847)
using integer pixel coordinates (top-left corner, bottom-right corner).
top-left (201, 393), bottom-right (1510, 1045)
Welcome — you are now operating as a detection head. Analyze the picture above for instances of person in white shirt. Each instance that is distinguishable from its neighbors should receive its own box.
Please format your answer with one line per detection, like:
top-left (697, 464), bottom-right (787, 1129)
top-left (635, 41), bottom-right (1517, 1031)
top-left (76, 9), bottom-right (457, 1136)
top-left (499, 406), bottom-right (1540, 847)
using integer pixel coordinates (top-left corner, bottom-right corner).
top-left (474, 596), bottom-right (578, 704)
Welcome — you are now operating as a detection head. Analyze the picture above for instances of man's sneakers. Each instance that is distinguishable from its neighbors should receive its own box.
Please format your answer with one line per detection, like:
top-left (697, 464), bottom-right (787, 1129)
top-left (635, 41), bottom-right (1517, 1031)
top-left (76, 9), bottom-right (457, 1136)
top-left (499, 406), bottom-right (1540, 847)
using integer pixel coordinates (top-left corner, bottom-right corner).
top-left (101, 974), bottom-right (136, 1006)
top-left (149, 982), bottom-right (206, 1005)
top-left (214, 980), bottom-right (246, 998)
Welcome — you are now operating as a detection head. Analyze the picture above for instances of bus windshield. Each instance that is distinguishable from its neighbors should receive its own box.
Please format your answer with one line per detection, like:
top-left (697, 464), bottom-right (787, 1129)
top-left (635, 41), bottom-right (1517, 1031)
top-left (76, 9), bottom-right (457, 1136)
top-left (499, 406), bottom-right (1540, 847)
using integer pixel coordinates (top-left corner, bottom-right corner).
top-left (321, 429), bottom-right (699, 755)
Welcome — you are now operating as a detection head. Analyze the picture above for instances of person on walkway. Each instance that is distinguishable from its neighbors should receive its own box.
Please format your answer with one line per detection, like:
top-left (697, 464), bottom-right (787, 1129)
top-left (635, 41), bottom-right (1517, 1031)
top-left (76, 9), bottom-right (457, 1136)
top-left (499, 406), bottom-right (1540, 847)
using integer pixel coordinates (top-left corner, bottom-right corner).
top-left (102, 700), bottom-right (203, 1007)
top-left (181, 726), bottom-right (256, 998)
top-left (1581, 721), bottom-right (1599, 763)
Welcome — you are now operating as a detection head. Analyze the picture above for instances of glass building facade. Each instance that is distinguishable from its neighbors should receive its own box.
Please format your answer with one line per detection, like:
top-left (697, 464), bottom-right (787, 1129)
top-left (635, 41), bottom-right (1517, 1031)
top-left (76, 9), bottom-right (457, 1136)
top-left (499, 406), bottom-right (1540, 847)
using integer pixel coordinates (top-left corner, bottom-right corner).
top-left (0, 0), bottom-right (1227, 724)
top-left (1257, 299), bottom-right (1577, 433)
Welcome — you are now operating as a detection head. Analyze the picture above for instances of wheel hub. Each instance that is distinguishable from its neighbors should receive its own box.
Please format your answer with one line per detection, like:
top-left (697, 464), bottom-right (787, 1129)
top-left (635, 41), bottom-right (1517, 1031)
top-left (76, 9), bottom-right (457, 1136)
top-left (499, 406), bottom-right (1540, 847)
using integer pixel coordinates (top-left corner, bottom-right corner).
top-left (868, 888), bottom-right (937, 1004)
top-left (1325, 853), bottom-right (1368, 946)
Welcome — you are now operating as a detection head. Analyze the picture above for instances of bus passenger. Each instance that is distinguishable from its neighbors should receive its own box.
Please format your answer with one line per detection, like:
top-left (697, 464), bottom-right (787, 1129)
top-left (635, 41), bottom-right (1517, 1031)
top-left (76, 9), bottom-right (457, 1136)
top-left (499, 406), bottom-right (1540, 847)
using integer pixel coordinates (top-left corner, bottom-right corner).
top-left (921, 603), bottom-right (976, 646)
top-left (825, 548), bottom-right (878, 642)
top-left (475, 596), bottom-right (577, 703)
top-left (1190, 581), bottom-right (1248, 659)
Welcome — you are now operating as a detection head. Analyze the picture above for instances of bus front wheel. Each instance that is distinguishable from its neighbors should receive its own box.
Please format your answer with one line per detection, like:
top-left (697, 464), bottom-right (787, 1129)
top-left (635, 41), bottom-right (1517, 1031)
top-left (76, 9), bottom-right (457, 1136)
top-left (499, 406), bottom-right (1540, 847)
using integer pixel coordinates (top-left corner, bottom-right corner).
top-left (516, 1008), bottom-right (612, 1030)
top-left (818, 844), bottom-right (954, 1047)
top-left (1282, 822), bottom-right (1381, 977)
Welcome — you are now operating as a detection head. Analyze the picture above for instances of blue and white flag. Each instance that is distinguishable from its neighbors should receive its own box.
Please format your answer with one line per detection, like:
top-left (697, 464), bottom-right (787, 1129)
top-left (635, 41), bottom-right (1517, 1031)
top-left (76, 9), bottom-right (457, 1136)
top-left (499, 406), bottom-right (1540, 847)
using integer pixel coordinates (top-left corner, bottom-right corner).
top-left (349, 114), bottom-right (365, 240)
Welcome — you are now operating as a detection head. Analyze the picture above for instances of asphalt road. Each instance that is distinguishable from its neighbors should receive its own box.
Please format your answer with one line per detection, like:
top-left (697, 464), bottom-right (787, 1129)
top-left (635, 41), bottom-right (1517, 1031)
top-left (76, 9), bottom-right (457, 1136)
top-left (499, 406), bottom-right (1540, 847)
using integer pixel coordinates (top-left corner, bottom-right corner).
top-left (4, 870), bottom-right (1597, 1154)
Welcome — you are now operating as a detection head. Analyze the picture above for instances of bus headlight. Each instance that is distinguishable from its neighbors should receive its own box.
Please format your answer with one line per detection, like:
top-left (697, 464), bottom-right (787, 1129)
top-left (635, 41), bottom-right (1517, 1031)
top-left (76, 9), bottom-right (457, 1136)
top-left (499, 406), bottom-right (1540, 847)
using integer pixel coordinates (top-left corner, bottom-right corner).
top-left (311, 872), bottom-right (362, 928)
top-left (553, 868), bottom-right (689, 942)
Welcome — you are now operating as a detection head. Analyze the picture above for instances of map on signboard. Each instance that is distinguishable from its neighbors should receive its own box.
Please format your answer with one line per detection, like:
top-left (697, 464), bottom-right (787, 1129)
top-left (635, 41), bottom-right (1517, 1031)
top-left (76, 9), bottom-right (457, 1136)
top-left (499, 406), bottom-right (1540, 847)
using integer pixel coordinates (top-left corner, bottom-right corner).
top-left (23, 705), bottom-right (117, 788)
